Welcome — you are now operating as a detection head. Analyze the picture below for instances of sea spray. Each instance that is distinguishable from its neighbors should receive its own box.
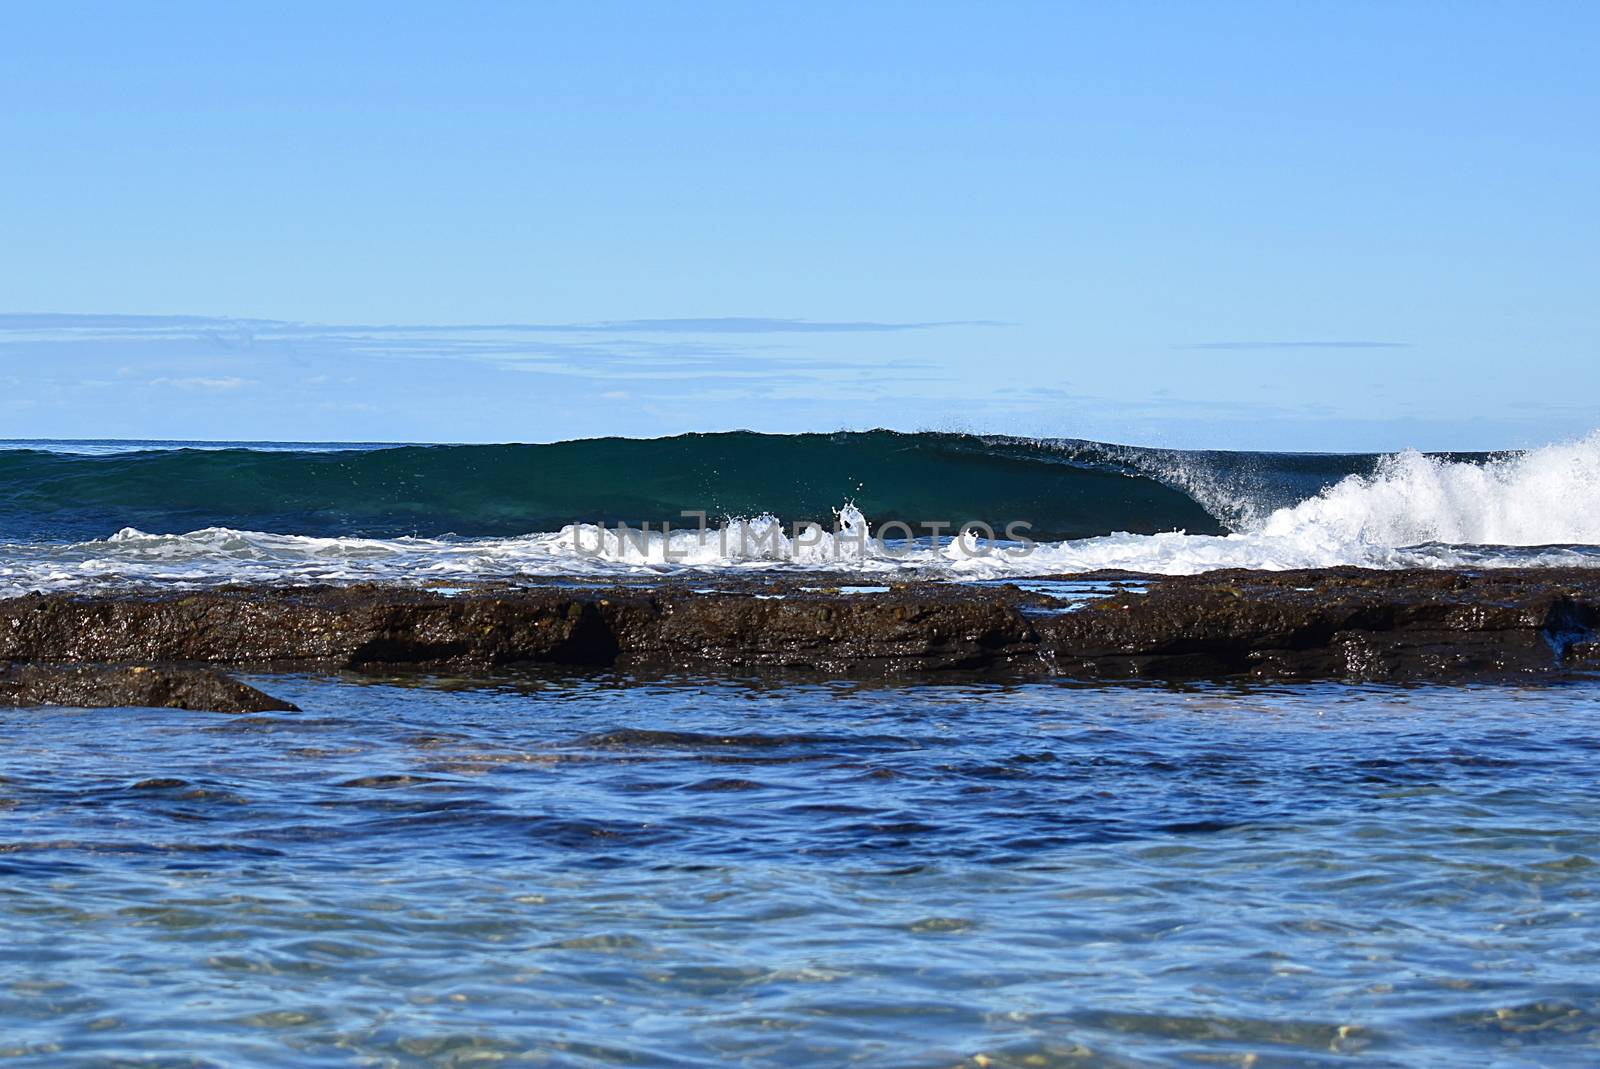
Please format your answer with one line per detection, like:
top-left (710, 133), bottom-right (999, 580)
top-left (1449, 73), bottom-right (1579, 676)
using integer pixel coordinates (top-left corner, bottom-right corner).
top-left (1258, 432), bottom-right (1600, 546)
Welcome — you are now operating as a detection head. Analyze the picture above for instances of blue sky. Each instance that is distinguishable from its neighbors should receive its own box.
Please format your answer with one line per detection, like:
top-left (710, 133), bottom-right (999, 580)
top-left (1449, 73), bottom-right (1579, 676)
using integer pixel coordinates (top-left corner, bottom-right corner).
top-left (2, 2), bottom-right (1595, 450)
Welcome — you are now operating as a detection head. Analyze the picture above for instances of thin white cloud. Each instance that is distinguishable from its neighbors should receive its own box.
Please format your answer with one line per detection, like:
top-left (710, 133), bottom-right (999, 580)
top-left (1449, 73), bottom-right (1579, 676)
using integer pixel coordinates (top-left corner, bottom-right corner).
top-left (0, 313), bottom-right (1004, 336)
top-left (146, 376), bottom-right (256, 390)
top-left (1180, 341), bottom-right (1411, 350)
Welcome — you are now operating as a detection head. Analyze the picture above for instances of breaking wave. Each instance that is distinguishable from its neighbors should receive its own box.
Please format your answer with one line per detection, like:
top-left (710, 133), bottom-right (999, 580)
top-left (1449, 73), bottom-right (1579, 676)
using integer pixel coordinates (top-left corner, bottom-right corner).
top-left (2, 430), bottom-right (1598, 593)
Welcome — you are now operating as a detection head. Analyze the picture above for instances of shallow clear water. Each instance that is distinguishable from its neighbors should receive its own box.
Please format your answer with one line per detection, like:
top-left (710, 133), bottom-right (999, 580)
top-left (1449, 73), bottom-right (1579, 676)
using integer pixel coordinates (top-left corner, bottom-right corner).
top-left (3, 673), bottom-right (1599, 1067)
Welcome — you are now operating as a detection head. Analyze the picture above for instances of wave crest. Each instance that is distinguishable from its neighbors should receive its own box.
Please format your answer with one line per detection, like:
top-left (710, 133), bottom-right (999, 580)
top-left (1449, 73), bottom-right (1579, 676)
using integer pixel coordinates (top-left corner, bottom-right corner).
top-left (1258, 432), bottom-right (1600, 546)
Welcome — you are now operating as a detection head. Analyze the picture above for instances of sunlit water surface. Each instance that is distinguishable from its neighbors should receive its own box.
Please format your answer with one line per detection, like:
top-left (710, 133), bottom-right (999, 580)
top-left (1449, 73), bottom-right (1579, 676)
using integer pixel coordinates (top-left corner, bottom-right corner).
top-left (3, 674), bottom-right (1599, 1067)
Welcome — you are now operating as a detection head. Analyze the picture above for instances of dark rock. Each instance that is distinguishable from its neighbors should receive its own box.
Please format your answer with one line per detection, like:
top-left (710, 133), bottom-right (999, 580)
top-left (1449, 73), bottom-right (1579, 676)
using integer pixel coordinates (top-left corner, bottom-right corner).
top-left (1039, 567), bottom-right (1600, 680)
top-left (0, 664), bottom-right (299, 713)
top-left (1, 568), bottom-right (1598, 683)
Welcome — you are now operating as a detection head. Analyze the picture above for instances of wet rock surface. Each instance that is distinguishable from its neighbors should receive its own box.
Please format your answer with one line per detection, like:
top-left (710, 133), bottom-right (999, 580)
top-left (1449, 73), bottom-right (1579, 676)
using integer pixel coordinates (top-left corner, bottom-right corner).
top-left (1041, 568), bottom-right (1598, 680)
top-left (0, 664), bottom-right (300, 713)
top-left (0, 567), bottom-right (1597, 684)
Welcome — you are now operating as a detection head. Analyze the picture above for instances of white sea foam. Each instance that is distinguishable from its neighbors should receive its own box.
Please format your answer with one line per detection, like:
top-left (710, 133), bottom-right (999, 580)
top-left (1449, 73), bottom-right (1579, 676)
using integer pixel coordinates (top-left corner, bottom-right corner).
top-left (5, 435), bottom-right (1600, 595)
top-left (1257, 434), bottom-right (1600, 546)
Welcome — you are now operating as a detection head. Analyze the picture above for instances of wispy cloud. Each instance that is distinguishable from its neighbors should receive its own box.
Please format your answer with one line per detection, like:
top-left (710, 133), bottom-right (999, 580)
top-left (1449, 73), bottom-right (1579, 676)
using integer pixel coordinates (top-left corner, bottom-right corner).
top-left (1179, 340), bottom-right (1412, 350)
top-left (0, 312), bottom-right (958, 391)
top-left (0, 313), bottom-right (1002, 337)
top-left (577, 317), bottom-right (1004, 334)
top-left (146, 376), bottom-right (256, 391)
top-left (0, 314), bottom-right (246, 331)
top-left (0, 310), bottom-right (971, 442)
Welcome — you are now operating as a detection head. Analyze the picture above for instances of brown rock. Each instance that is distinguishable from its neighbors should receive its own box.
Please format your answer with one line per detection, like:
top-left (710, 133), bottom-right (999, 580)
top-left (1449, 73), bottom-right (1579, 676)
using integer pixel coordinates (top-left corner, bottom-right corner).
top-left (0, 568), bottom-right (1596, 683)
top-left (0, 664), bottom-right (298, 713)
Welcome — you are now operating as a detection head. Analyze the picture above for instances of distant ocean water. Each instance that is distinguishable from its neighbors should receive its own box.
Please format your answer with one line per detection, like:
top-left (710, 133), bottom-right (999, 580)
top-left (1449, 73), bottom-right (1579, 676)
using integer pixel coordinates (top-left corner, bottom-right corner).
top-left (3, 430), bottom-right (1600, 594)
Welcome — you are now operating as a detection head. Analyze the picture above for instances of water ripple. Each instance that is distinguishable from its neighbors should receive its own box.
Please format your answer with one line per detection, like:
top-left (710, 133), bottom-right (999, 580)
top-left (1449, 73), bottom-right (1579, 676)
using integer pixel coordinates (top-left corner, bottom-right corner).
top-left (2, 673), bottom-right (1599, 1066)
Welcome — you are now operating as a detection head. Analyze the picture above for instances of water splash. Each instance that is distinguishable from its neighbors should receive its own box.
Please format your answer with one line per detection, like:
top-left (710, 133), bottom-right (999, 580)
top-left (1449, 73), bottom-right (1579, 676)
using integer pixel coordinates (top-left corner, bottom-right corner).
top-left (1258, 432), bottom-right (1600, 546)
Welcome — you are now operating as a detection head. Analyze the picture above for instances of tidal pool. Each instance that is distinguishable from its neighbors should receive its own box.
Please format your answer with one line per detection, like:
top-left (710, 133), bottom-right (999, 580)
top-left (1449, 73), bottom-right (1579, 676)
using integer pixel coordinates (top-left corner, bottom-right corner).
top-left (2, 672), bottom-right (1597, 1067)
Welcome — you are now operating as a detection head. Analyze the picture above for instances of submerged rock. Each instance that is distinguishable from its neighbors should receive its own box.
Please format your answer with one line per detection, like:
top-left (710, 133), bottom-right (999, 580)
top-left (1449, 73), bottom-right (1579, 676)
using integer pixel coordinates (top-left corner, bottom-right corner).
top-left (0, 664), bottom-right (299, 713)
top-left (0, 568), bottom-right (1597, 682)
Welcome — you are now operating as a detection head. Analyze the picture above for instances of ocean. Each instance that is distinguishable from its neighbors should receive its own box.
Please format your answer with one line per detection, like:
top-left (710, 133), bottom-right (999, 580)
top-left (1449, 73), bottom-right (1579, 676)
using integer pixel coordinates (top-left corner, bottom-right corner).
top-left (4, 430), bottom-right (1600, 594)
top-left (4, 432), bottom-right (1600, 1067)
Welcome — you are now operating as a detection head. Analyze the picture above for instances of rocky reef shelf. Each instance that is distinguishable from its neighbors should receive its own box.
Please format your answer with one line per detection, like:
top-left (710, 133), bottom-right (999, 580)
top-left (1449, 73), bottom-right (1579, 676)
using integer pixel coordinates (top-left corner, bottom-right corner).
top-left (3, 568), bottom-right (1599, 711)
